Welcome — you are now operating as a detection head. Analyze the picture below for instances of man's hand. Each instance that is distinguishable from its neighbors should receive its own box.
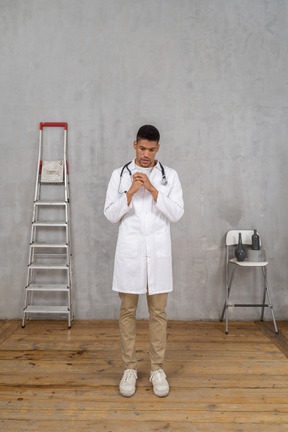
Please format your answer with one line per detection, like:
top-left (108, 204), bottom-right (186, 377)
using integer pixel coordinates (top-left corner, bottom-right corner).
top-left (128, 173), bottom-right (158, 203)
top-left (126, 175), bottom-right (144, 205)
top-left (133, 173), bottom-right (152, 191)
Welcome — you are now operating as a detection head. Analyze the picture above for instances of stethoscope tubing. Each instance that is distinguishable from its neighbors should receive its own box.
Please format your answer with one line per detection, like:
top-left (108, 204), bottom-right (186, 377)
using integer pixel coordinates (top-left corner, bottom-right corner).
top-left (118, 161), bottom-right (167, 194)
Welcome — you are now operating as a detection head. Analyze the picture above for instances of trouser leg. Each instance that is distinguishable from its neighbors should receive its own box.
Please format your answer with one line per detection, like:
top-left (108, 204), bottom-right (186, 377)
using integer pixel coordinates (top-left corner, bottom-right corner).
top-left (147, 292), bottom-right (168, 372)
top-left (118, 292), bottom-right (139, 370)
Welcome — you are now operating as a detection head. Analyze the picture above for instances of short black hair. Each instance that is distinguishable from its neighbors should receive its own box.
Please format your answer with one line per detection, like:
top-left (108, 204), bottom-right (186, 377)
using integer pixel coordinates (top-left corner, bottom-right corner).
top-left (136, 125), bottom-right (160, 143)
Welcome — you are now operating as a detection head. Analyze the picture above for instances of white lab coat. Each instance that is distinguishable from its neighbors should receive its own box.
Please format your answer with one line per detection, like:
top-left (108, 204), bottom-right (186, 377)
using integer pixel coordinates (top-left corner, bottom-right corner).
top-left (104, 160), bottom-right (184, 295)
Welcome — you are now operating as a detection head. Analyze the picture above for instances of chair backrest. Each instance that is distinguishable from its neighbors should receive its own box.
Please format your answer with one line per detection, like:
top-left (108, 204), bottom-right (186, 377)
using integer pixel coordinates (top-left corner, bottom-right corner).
top-left (226, 230), bottom-right (261, 246)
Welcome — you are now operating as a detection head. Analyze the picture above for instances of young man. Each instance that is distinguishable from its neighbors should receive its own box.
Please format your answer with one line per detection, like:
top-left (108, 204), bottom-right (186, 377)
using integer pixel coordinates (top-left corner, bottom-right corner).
top-left (104, 125), bottom-right (184, 397)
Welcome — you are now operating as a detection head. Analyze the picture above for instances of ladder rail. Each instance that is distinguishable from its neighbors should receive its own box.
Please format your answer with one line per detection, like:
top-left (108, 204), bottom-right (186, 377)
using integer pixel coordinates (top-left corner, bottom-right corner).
top-left (64, 129), bottom-right (68, 203)
top-left (33, 127), bottom-right (42, 203)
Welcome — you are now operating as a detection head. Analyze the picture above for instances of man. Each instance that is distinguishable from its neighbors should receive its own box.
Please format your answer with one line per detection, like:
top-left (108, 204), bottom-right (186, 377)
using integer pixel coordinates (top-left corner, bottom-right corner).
top-left (104, 125), bottom-right (184, 397)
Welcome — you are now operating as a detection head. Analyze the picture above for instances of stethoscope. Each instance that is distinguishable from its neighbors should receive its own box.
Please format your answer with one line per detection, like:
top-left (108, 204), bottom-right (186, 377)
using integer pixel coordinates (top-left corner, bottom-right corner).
top-left (118, 161), bottom-right (168, 194)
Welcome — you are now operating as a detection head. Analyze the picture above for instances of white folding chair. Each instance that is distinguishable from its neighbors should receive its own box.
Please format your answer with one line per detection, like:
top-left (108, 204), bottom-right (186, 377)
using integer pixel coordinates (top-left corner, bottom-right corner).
top-left (221, 230), bottom-right (278, 334)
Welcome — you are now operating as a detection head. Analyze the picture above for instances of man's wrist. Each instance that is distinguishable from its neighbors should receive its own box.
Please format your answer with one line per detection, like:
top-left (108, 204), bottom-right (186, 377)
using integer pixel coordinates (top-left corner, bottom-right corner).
top-left (150, 186), bottom-right (158, 202)
top-left (126, 190), bottom-right (133, 205)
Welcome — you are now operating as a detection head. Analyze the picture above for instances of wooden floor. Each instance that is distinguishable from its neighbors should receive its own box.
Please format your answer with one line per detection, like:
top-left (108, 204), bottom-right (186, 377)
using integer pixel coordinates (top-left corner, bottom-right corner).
top-left (1, 320), bottom-right (288, 431)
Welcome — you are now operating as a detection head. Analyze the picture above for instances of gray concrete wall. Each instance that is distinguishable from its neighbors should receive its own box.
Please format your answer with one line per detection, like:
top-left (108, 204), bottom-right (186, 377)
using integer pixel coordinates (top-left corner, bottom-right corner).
top-left (1, 0), bottom-right (288, 321)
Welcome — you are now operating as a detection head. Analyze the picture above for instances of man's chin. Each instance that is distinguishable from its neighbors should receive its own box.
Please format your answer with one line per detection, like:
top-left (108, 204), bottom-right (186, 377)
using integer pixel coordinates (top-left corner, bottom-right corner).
top-left (140, 160), bottom-right (152, 167)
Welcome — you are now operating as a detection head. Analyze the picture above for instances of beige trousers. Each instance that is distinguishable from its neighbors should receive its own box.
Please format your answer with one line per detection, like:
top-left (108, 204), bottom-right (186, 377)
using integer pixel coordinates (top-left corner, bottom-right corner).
top-left (118, 292), bottom-right (168, 372)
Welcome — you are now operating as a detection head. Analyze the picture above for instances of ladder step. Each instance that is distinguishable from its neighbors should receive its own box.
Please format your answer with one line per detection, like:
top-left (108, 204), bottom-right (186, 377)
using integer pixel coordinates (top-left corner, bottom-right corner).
top-left (28, 263), bottom-right (69, 270)
top-left (26, 284), bottom-right (69, 292)
top-left (33, 221), bottom-right (67, 227)
top-left (34, 200), bottom-right (67, 206)
top-left (34, 253), bottom-right (67, 256)
top-left (23, 306), bottom-right (70, 314)
top-left (31, 242), bottom-right (68, 248)
top-left (33, 254), bottom-right (68, 259)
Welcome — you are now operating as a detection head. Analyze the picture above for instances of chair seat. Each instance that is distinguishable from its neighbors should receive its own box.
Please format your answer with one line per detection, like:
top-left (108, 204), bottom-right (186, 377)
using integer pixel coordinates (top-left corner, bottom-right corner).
top-left (230, 258), bottom-right (268, 267)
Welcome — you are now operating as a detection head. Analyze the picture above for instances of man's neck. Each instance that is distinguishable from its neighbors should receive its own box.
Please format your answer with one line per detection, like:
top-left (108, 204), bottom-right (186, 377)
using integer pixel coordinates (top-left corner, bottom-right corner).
top-left (135, 159), bottom-right (157, 168)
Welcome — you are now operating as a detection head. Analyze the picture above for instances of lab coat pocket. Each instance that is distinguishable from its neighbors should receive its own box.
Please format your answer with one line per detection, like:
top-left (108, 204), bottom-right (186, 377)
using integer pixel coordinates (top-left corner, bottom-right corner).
top-left (154, 231), bottom-right (171, 258)
top-left (116, 233), bottom-right (139, 258)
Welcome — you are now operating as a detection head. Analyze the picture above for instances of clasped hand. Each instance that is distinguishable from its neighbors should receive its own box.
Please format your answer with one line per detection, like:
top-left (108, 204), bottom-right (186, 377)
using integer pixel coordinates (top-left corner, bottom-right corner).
top-left (126, 172), bottom-right (158, 204)
top-left (131, 172), bottom-right (153, 192)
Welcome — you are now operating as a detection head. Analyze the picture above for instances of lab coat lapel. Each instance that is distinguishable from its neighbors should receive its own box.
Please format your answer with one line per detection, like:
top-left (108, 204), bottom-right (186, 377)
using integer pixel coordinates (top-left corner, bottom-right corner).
top-left (150, 161), bottom-right (162, 186)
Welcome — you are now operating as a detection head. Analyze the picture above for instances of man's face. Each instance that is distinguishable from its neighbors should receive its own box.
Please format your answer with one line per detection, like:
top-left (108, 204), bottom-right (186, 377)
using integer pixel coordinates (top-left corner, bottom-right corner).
top-left (133, 139), bottom-right (160, 168)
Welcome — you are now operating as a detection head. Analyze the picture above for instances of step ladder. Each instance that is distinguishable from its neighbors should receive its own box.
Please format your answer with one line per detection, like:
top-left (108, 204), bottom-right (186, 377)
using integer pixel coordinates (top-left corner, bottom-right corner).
top-left (22, 122), bottom-right (73, 328)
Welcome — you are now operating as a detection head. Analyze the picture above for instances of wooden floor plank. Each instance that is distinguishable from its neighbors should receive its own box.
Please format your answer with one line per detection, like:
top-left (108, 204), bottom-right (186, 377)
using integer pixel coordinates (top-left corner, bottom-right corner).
top-left (1, 373), bottom-right (287, 388)
top-left (2, 407), bottom-right (288, 422)
top-left (2, 399), bottom-right (288, 413)
top-left (1, 386), bottom-right (288, 403)
top-left (1, 420), bottom-right (288, 432)
top-left (1, 359), bottom-right (288, 375)
top-left (0, 337), bottom-right (280, 352)
top-left (0, 348), bottom-right (284, 360)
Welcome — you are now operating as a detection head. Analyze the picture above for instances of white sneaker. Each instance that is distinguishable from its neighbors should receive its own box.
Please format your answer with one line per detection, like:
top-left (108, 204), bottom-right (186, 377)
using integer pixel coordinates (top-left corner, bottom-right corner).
top-left (150, 369), bottom-right (169, 397)
top-left (119, 369), bottom-right (137, 397)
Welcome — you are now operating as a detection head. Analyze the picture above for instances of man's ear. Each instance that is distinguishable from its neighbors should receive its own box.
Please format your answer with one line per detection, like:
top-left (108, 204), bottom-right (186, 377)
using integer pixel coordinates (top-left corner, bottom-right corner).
top-left (133, 141), bottom-right (137, 150)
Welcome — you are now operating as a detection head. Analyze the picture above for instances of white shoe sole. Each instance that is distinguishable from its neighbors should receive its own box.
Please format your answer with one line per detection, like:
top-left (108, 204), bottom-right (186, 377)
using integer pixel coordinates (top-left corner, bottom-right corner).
top-left (120, 386), bottom-right (136, 397)
top-left (153, 388), bottom-right (169, 397)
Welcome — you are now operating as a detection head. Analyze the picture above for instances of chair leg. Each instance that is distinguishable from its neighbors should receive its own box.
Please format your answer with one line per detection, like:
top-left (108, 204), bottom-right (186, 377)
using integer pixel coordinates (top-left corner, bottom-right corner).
top-left (261, 276), bottom-right (267, 321)
top-left (225, 305), bottom-right (229, 334)
top-left (221, 281), bottom-right (229, 333)
top-left (261, 267), bottom-right (279, 334)
top-left (220, 301), bottom-right (227, 322)
top-left (221, 266), bottom-right (237, 334)
top-left (220, 293), bottom-right (229, 334)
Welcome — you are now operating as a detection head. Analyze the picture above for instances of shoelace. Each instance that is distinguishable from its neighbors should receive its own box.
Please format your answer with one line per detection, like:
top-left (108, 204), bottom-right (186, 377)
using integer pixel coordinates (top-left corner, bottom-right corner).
top-left (150, 369), bottom-right (166, 383)
top-left (123, 369), bottom-right (137, 382)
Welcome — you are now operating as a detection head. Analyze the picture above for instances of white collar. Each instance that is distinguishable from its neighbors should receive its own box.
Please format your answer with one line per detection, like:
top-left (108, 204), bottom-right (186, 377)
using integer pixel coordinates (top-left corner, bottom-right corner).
top-left (130, 159), bottom-right (161, 172)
